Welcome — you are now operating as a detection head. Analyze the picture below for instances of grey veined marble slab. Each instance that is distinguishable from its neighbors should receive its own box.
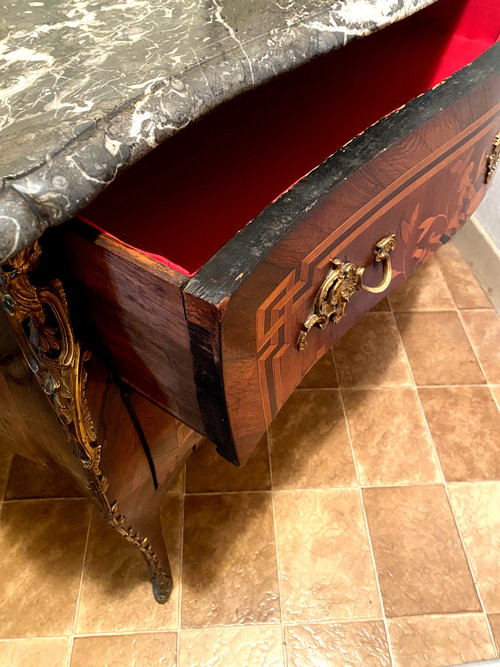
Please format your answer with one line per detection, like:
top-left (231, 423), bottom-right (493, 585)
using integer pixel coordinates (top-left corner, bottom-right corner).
top-left (0, 0), bottom-right (436, 262)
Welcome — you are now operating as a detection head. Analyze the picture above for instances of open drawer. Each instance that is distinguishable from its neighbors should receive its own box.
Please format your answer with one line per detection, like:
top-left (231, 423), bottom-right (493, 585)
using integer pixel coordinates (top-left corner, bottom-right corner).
top-left (55, 0), bottom-right (500, 464)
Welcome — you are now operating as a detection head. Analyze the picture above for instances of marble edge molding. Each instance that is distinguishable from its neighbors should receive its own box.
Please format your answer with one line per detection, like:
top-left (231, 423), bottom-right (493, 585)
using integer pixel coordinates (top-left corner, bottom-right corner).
top-left (0, 0), bottom-right (436, 263)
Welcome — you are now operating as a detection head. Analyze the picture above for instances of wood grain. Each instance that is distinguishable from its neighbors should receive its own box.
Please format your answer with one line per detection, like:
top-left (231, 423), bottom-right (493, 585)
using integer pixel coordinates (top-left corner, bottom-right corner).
top-left (56, 224), bottom-right (200, 429)
top-left (0, 295), bottom-right (199, 599)
top-left (56, 46), bottom-right (500, 465)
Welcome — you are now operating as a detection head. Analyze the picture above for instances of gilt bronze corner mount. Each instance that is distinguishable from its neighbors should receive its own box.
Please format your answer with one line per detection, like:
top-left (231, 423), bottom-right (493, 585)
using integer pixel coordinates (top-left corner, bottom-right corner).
top-left (0, 242), bottom-right (172, 604)
top-left (485, 131), bottom-right (500, 184)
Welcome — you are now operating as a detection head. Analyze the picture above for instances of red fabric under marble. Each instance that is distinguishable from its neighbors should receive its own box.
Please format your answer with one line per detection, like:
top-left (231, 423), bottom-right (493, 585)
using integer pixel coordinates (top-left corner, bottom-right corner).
top-left (79, 0), bottom-right (500, 276)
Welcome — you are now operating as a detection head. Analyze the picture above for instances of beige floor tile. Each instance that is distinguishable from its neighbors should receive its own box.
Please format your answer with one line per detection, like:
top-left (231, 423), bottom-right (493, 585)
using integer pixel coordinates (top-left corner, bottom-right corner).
top-left (76, 496), bottom-right (182, 633)
top-left (363, 485), bottom-right (479, 617)
top-left (436, 241), bottom-right (492, 309)
top-left (343, 388), bottom-right (440, 486)
top-left (71, 632), bottom-right (177, 667)
top-left (269, 390), bottom-right (356, 490)
top-left (298, 350), bottom-right (338, 388)
top-left (187, 436), bottom-right (270, 493)
top-left (181, 492), bottom-right (280, 627)
top-left (285, 620), bottom-right (391, 667)
top-left (461, 309), bottom-right (500, 384)
top-left (489, 613), bottom-right (500, 652)
top-left (4, 455), bottom-right (83, 500)
top-left (0, 638), bottom-right (70, 667)
top-left (333, 312), bottom-right (412, 387)
top-left (388, 256), bottom-right (455, 312)
top-left (449, 483), bottom-right (500, 613)
top-left (0, 499), bottom-right (90, 638)
top-left (179, 625), bottom-right (284, 667)
top-left (419, 387), bottom-right (500, 482)
top-left (388, 614), bottom-right (496, 667)
top-left (396, 311), bottom-right (485, 386)
top-left (274, 489), bottom-right (380, 623)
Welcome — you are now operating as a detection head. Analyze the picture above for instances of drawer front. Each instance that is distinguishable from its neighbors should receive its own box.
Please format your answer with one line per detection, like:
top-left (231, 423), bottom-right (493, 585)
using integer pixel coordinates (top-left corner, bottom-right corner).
top-left (56, 46), bottom-right (500, 466)
top-left (218, 75), bottom-right (500, 463)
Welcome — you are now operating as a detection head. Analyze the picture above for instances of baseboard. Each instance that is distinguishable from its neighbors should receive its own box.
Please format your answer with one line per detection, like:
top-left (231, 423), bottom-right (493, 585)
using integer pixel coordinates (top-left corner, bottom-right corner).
top-left (453, 217), bottom-right (500, 314)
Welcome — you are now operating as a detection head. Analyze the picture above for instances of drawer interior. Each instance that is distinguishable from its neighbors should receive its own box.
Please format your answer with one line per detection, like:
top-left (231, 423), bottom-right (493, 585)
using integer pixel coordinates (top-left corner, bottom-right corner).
top-left (79, 0), bottom-right (499, 277)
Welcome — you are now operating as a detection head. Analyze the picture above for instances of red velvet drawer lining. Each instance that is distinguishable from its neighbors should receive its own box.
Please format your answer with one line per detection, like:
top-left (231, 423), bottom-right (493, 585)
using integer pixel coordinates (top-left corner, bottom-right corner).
top-left (79, 0), bottom-right (500, 276)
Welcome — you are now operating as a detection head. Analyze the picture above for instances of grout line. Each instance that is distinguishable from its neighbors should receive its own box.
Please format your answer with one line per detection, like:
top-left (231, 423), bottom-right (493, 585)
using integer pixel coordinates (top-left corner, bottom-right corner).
top-left (0, 636), bottom-right (74, 643)
top-left (66, 633), bottom-right (74, 664)
top-left (275, 483), bottom-right (436, 492)
top-left (449, 306), bottom-right (495, 311)
top-left (283, 610), bottom-right (495, 626)
top-left (1, 455), bottom-right (13, 501)
top-left (0, 454), bottom-right (14, 520)
top-left (67, 505), bottom-right (93, 667)
top-left (274, 481), bottom-right (500, 491)
top-left (296, 382), bottom-right (490, 392)
top-left (176, 464), bottom-right (186, 651)
top-left (389, 298), bottom-right (499, 657)
top-left (389, 307), bottom-right (458, 313)
top-left (266, 430), bottom-right (288, 667)
top-left (456, 307), bottom-right (500, 411)
top-left (333, 352), bottom-right (396, 667)
top-left (2, 497), bottom-right (88, 504)
top-left (388, 301), bottom-right (446, 484)
top-left (2, 480), bottom-right (494, 502)
top-left (340, 383), bottom-right (488, 390)
top-left (185, 489), bottom-right (272, 496)
top-left (444, 490), bottom-right (499, 657)
top-left (452, 303), bottom-right (500, 656)
top-left (184, 483), bottom-right (478, 497)
top-left (0, 609), bottom-right (494, 643)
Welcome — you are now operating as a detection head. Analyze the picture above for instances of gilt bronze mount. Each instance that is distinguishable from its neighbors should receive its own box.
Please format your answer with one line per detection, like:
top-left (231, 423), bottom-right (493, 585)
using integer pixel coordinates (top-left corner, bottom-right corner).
top-left (297, 235), bottom-right (396, 350)
top-left (485, 131), bottom-right (500, 184)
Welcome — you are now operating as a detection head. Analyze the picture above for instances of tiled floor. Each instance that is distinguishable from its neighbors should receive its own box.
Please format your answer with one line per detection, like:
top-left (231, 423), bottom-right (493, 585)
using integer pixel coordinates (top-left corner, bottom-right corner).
top-left (1, 240), bottom-right (500, 667)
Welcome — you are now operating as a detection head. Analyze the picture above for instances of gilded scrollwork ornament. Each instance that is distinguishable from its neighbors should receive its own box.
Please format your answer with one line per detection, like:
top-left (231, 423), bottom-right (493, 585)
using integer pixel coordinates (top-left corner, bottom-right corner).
top-left (297, 235), bottom-right (396, 350)
top-left (0, 242), bottom-right (171, 603)
top-left (485, 131), bottom-right (500, 184)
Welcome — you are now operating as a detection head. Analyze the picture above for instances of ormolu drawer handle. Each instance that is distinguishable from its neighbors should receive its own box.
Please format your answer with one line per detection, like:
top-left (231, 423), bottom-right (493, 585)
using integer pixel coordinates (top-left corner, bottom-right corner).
top-left (297, 234), bottom-right (396, 351)
top-left (485, 131), bottom-right (500, 183)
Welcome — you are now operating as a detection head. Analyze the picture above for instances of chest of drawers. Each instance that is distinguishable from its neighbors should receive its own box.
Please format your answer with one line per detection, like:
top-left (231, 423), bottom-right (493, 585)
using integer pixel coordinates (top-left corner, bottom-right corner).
top-left (1, 0), bottom-right (499, 603)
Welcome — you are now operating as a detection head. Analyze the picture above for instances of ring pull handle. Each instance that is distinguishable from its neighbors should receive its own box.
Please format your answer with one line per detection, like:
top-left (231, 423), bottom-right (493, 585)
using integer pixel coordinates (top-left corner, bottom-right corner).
top-left (297, 234), bottom-right (396, 351)
top-left (358, 235), bottom-right (396, 294)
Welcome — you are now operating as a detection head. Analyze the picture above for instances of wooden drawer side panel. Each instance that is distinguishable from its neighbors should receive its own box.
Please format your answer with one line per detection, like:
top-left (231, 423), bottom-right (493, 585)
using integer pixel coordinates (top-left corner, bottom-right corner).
top-left (57, 226), bottom-right (201, 429)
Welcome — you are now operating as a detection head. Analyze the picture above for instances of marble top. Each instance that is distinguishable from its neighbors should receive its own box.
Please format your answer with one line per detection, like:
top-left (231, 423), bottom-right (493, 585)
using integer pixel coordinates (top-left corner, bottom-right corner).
top-left (0, 0), bottom-right (435, 262)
